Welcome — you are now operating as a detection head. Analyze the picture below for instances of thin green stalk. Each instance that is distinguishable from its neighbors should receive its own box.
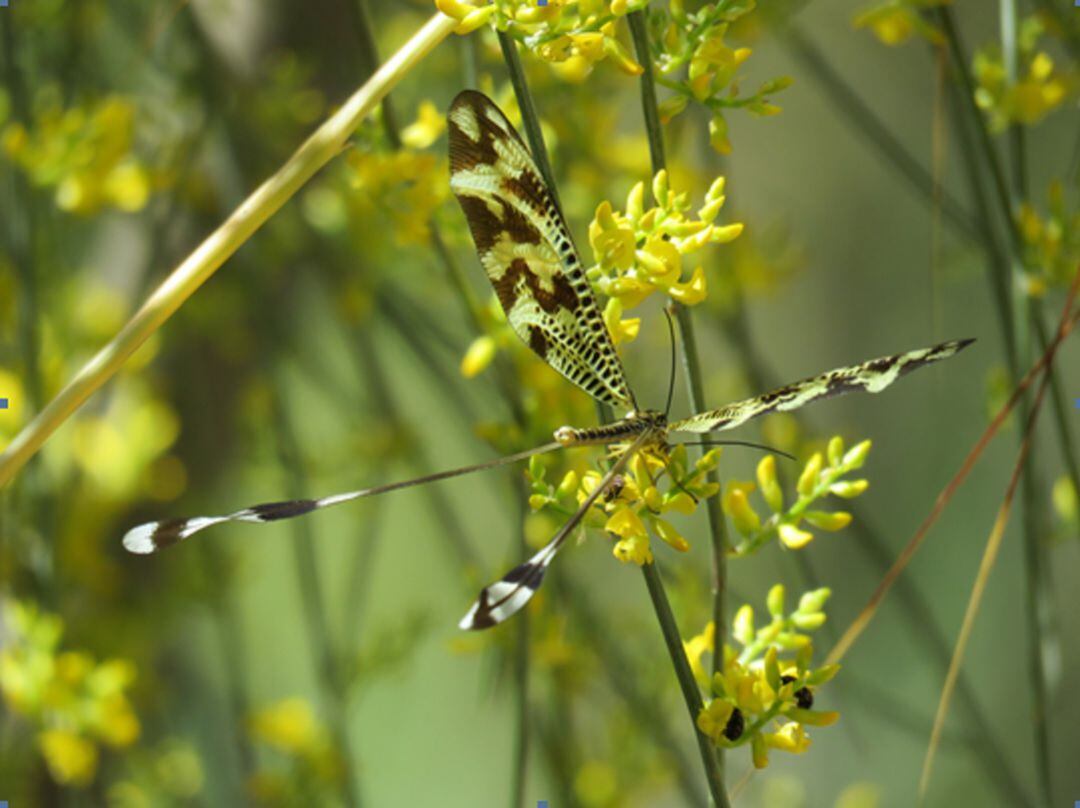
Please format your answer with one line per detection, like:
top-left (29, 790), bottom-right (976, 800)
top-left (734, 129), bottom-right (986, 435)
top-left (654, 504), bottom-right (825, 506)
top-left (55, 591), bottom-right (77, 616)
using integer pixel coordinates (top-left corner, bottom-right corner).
top-left (350, 309), bottom-right (481, 571)
top-left (0, 11), bottom-right (458, 489)
top-left (782, 26), bottom-right (979, 243)
top-left (944, 75), bottom-right (1017, 370)
top-left (511, 506), bottom-right (530, 808)
top-left (2, 14), bottom-right (43, 413)
top-left (492, 35), bottom-right (565, 807)
top-left (1031, 314), bottom-right (1080, 525)
top-left (716, 284), bottom-right (1033, 807)
top-left (627, 9), bottom-right (730, 686)
top-left (1, 10), bottom-right (55, 606)
top-left (563, 574), bottom-right (711, 808)
top-left (497, 30), bottom-right (562, 206)
top-left (273, 395), bottom-right (362, 808)
top-left (198, 543), bottom-right (259, 798)
top-left (642, 561), bottom-right (731, 808)
top-left (1000, 5), bottom-right (1051, 802)
top-left (935, 7), bottom-right (1020, 256)
top-left (940, 5), bottom-right (1055, 801)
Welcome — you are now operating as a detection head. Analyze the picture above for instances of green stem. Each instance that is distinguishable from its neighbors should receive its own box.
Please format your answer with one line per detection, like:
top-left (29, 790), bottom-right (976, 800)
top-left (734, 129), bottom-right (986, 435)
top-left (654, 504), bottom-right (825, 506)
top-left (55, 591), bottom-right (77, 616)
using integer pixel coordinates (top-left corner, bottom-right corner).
top-left (628, 9), bottom-right (730, 684)
top-left (642, 561), bottom-right (731, 808)
top-left (999, 2), bottom-right (1051, 801)
top-left (497, 30), bottom-right (562, 206)
top-left (491, 35), bottom-right (550, 808)
top-left (782, 26), bottom-right (979, 243)
top-left (940, 5), bottom-right (1054, 802)
top-left (565, 573), bottom-right (710, 807)
top-left (273, 395), bottom-right (362, 808)
top-left (717, 290), bottom-right (1034, 807)
top-left (198, 543), bottom-right (259, 797)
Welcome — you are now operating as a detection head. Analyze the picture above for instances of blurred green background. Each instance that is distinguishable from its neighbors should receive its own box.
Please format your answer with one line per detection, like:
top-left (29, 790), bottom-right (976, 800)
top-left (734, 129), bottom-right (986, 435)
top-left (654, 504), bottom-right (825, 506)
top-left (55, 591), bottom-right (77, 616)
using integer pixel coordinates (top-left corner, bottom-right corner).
top-left (1, 0), bottom-right (1078, 806)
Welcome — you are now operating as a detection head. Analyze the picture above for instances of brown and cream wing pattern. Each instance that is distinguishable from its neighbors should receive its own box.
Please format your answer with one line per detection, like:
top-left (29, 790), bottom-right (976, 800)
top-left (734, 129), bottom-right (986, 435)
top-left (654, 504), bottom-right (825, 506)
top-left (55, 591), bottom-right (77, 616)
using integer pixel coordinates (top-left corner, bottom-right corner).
top-left (670, 339), bottom-right (975, 434)
top-left (448, 90), bottom-right (634, 411)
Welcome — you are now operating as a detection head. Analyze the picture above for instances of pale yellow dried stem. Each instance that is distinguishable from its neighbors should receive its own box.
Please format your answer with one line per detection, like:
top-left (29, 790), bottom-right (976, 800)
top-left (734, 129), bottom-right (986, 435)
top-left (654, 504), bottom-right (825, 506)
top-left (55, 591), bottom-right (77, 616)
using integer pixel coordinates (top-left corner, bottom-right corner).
top-left (916, 400), bottom-right (1042, 803)
top-left (825, 288), bottom-right (1080, 667)
top-left (0, 12), bottom-right (458, 488)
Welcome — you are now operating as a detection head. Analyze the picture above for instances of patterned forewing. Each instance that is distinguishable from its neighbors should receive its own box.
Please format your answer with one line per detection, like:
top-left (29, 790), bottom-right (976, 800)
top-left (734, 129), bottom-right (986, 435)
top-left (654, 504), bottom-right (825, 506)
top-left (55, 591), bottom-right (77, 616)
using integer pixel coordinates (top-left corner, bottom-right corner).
top-left (448, 90), bottom-right (634, 410)
top-left (670, 339), bottom-right (974, 433)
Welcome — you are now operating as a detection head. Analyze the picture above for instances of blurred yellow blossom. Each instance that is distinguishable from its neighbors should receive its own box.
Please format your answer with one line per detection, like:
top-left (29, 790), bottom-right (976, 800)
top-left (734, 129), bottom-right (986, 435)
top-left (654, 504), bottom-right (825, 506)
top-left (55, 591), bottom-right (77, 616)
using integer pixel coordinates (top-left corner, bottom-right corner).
top-left (438, 1), bottom-right (645, 78)
top-left (853, 0), bottom-right (947, 47)
top-left (1017, 182), bottom-right (1080, 291)
top-left (400, 100), bottom-right (447, 149)
top-left (2, 92), bottom-right (156, 215)
top-left (0, 600), bottom-right (141, 788)
top-left (249, 698), bottom-right (323, 756)
top-left (38, 729), bottom-right (99, 787)
top-left (248, 698), bottom-right (344, 804)
top-left (973, 16), bottom-right (1073, 131)
top-left (652, 4), bottom-right (791, 151)
top-left (344, 147), bottom-right (446, 245)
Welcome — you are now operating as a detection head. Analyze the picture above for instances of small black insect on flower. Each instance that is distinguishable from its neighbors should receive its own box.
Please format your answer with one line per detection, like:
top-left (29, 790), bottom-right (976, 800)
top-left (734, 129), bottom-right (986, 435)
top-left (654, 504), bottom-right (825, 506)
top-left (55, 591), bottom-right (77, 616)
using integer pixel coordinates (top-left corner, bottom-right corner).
top-left (723, 707), bottom-right (745, 741)
top-left (781, 675), bottom-right (815, 709)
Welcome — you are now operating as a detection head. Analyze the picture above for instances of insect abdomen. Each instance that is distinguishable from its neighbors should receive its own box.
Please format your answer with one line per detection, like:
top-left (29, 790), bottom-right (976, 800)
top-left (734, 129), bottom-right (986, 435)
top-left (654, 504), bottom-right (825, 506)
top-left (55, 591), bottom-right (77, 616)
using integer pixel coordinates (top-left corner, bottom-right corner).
top-left (554, 420), bottom-right (644, 447)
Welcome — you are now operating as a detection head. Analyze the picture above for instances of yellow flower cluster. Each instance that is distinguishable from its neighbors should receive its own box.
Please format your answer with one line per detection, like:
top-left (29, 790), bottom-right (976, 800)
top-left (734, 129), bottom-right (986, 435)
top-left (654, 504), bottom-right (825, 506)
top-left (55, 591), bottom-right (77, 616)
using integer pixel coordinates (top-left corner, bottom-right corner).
top-left (690, 586), bottom-right (839, 768)
top-left (973, 18), bottom-right (1071, 131)
top-left (108, 741), bottom-right (205, 807)
top-left (0, 600), bottom-right (141, 787)
top-left (723, 436), bottom-right (869, 556)
top-left (527, 444), bottom-right (721, 565)
top-left (1017, 182), bottom-right (1080, 293)
top-left (852, 0), bottom-right (948, 47)
top-left (247, 698), bottom-right (345, 804)
top-left (435, 1), bottom-right (645, 80)
top-left (2, 91), bottom-right (152, 214)
top-left (652, 2), bottom-right (791, 152)
top-left (588, 170), bottom-right (742, 334)
top-left (319, 100), bottom-right (449, 249)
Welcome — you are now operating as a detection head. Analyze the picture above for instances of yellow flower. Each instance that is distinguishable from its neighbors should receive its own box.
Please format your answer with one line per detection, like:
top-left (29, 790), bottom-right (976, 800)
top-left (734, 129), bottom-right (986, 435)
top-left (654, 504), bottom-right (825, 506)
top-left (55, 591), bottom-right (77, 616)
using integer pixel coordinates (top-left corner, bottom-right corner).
top-left (605, 504), bottom-right (646, 540)
top-left (778, 522), bottom-right (814, 550)
top-left (723, 482), bottom-right (761, 537)
top-left (652, 517), bottom-right (689, 552)
top-left (39, 729), bottom-right (99, 787)
top-left (696, 698), bottom-right (735, 743)
top-left (763, 721), bottom-right (812, 754)
top-left (249, 698), bottom-right (322, 756)
top-left (95, 693), bottom-right (141, 747)
top-left (613, 533), bottom-right (652, 565)
top-left (2, 94), bottom-right (156, 215)
top-left (400, 101), bottom-right (446, 150)
top-left (684, 621), bottom-right (715, 685)
top-left (460, 335), bottom-right (497, 378)
top-left (853, 1), bottom-right (946, 46)
top-left (590, 171), bottom-right (742, 310)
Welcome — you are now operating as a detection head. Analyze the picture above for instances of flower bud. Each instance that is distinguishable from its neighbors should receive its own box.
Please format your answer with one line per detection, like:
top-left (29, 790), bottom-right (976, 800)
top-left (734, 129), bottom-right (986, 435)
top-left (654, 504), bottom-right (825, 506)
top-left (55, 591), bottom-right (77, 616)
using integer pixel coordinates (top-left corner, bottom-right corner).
top-left (778, 522), bottom-right (813, 549)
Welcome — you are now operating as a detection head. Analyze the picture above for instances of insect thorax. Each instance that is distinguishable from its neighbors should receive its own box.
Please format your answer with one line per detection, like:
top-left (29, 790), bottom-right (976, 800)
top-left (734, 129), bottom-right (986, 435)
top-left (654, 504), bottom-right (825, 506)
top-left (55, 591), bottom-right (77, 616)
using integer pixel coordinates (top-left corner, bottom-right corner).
top-left (554, 410), bottom-right (668, 448)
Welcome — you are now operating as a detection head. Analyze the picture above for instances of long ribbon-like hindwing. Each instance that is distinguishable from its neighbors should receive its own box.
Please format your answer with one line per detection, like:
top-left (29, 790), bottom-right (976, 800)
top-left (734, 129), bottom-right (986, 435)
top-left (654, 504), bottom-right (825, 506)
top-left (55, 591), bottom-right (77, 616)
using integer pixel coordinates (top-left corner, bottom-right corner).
top-left (122, 442), bottom-right (562, 554)
top-left (670, 339), bottom-right (975, 434)
top-left (459, 431), bottom-right (650, 630)
top-left (448, 90), bottom-right (635, 410)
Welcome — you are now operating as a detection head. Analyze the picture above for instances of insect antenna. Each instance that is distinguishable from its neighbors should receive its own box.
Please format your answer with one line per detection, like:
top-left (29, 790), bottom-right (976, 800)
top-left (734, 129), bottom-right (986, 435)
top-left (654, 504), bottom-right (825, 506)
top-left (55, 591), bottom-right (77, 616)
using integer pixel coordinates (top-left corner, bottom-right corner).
top-left (677, 439), bottom-right (797, 462)
top-left (663, 305), bottom-right (678, 418)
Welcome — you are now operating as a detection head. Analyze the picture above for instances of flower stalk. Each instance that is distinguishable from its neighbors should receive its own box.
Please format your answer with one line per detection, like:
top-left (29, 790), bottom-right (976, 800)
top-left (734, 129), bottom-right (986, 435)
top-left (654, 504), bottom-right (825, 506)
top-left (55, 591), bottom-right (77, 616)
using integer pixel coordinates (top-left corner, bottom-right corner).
top-left (642, 560), bottom-right (731, 808)
top-left (0, 11), bottom-right (459, 488)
